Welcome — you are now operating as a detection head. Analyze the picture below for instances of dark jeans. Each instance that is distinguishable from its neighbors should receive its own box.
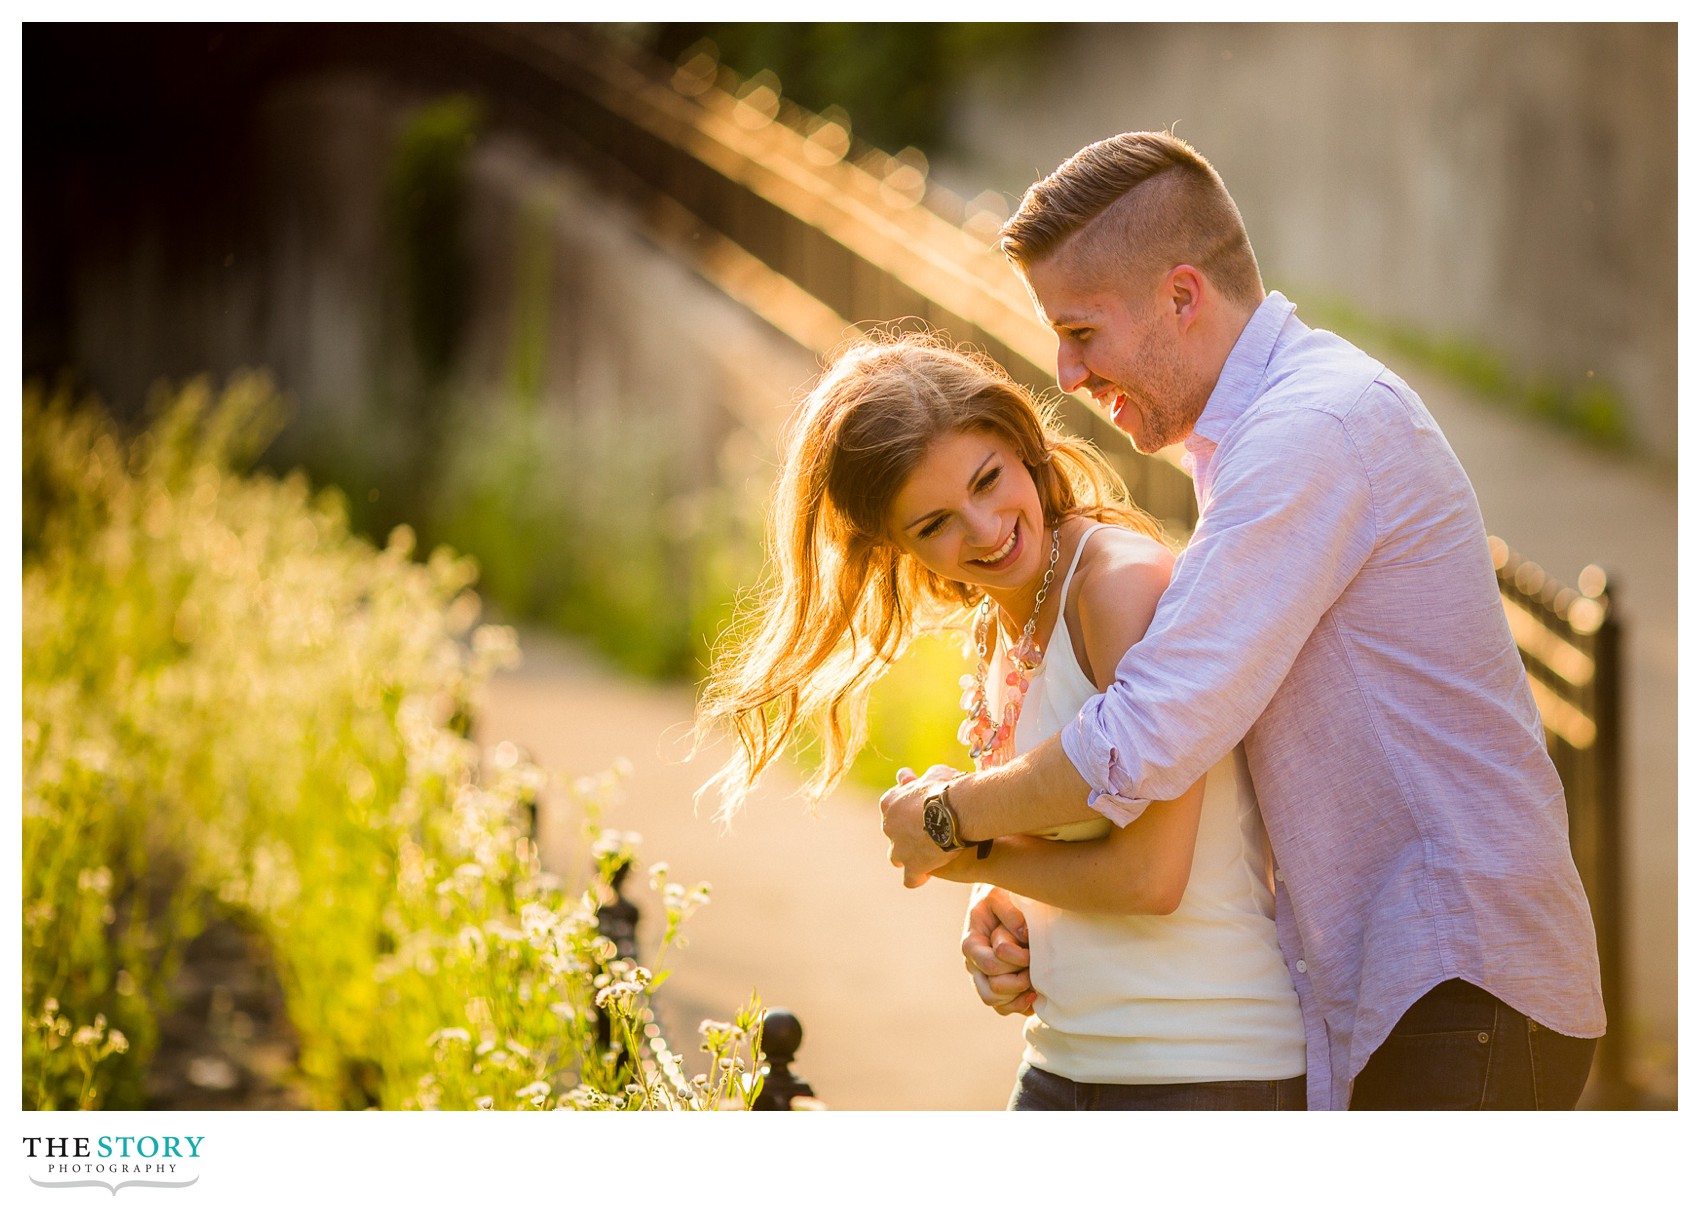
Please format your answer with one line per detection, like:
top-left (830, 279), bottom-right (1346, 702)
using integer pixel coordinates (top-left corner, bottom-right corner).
top-left (1009, 1062), bottom-right (1306, 1111)
top-left (1349, 979), bottom-right (1597, 1110)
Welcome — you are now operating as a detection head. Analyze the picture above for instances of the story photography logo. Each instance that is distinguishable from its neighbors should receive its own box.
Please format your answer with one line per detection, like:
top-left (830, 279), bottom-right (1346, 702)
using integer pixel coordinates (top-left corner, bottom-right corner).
top-left (23, 1132), bottom-right (204, 1195)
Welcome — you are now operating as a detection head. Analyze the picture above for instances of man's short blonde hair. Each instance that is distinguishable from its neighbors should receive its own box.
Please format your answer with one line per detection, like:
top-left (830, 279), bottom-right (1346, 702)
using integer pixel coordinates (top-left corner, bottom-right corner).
top-left (1000, 131), bottom-right (1264, 307)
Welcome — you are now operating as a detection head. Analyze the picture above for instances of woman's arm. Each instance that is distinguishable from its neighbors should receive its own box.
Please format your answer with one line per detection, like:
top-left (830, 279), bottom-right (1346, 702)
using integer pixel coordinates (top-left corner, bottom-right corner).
top-left (939, 525), bottom-right (1206, 915)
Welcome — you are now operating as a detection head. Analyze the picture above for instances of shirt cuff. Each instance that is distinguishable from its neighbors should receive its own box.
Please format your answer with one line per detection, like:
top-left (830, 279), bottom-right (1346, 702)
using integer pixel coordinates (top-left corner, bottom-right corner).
top-left (1059, 707), bottom-right (1152, 828)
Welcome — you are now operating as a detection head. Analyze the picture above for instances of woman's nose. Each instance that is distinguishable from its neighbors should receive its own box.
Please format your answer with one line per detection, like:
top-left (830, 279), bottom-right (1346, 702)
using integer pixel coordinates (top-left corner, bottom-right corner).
top-left (961, 503), bottom-right (1001, 547)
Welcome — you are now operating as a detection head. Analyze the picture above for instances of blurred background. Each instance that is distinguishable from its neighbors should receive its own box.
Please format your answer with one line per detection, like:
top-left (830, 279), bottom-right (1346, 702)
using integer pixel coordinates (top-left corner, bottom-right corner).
top-left (23, 22), bottom-right (1676, 1110)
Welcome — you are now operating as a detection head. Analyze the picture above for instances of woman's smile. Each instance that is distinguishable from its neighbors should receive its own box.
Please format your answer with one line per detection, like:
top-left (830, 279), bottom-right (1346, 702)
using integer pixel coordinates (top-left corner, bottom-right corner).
top-left (968, 519), bottom-right (1023, 572)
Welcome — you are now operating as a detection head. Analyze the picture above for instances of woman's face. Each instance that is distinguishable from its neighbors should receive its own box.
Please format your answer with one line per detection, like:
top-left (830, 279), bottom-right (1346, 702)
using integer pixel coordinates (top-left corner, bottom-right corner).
top-left (885, 427), bottom-right (1047, 597)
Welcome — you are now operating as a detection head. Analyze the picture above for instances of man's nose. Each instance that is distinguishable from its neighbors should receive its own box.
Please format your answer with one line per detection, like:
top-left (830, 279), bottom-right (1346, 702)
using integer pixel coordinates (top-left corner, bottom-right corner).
top-left (1056, 341), bottom-right (1088, 394)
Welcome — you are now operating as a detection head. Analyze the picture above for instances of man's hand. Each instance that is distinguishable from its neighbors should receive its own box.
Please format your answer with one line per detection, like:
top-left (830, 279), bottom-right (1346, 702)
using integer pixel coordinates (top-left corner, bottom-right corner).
top-left (881, 764), bottom-right (964, 888)
top-left (962, 884), bottom-right (1035, 1015)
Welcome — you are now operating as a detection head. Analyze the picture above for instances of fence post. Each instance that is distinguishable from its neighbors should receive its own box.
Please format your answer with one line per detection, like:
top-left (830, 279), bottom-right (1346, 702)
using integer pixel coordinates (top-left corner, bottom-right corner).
top-left (1586, 571), bottom-right (1628, 1105)
top-left (752, 1008), bottom-right (819, 1110)
top-left (594, 860), bottom-right (642, 1055)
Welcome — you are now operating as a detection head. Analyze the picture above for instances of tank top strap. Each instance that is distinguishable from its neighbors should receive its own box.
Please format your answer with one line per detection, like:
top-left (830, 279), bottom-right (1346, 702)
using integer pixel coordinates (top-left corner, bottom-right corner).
top-left (1055, 521), bottom-right (1110, 609)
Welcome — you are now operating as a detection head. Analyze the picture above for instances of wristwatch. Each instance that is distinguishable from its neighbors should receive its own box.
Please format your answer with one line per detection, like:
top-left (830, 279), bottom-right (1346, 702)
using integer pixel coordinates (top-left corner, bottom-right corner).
top-left (921, 782), bottom-right (993, 859)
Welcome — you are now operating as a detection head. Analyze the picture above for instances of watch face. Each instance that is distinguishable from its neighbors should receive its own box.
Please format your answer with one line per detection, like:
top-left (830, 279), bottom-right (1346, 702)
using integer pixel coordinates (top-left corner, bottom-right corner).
top-left (922, 798), bottom-right (954, 848)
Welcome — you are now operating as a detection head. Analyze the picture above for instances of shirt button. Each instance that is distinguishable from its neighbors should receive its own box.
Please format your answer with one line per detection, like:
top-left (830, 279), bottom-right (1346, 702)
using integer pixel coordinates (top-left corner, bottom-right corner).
top-left (1274, 869), bottom-right (1285, 883)
top-left (1295, 960), bottom-right (1308, 974)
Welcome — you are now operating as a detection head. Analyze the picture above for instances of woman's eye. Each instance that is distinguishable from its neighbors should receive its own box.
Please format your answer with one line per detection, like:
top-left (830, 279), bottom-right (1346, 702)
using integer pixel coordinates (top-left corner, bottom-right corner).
top-left (918, 518), bottom-right (945, 539)
top-left (975, 467), bottom-right (1002, 493)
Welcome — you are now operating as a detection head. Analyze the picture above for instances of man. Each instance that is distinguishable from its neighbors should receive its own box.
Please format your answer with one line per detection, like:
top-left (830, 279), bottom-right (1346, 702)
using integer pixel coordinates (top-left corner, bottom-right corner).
top-left (880, 131), bottom-right (1605, 1110)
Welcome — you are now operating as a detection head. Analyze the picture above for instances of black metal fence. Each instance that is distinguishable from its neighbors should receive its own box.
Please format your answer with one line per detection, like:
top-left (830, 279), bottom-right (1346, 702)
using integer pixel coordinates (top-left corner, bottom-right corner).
top-left (1489, 539), bottom-right (1625, 1103)
top-left (458, 25), bottom-right (1627, 1107)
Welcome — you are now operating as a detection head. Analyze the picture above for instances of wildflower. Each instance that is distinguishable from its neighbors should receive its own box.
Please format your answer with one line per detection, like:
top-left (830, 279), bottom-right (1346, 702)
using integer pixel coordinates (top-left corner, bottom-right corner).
top-left (475, 1096), bottom-right (494, 1111)
top-left (594, 980), bottom-right (643, 1014)
top-left (519, 902), bottom-right (559, 943)
top-left (427, 1027), bottom-right (472, 1050)
top-left (589, 829), bottom-right (641, 861)
top-left (343, 764), bottom-right (377, 804)
top-left (471, 623), bottom-right (518, 661)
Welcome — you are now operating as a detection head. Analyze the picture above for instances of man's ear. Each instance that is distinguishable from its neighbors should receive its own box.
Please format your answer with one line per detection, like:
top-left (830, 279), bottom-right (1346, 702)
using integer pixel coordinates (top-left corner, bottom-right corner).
top-left (1164, 264), bottom-right (1207, 327)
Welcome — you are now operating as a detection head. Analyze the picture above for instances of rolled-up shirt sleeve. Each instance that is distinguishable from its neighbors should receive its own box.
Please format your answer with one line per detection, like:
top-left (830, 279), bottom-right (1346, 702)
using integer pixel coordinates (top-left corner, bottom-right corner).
top-left (1061, 401), bottom-right (1380, 824)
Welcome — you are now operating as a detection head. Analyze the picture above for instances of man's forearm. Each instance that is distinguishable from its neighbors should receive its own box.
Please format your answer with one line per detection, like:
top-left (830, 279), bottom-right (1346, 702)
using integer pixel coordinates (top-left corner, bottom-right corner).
top-left (953, 734), bottom-right (1095, 841)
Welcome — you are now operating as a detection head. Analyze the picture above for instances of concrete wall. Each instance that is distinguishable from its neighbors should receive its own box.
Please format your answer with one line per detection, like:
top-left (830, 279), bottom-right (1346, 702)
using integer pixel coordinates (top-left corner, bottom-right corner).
top-left (945, 23), bottom-right (1676, 450)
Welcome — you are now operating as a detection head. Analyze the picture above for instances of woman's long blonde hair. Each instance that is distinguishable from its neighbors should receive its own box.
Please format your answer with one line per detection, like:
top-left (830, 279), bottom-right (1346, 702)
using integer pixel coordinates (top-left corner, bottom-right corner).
top-left (694, 330), bottom-right (1166, 821)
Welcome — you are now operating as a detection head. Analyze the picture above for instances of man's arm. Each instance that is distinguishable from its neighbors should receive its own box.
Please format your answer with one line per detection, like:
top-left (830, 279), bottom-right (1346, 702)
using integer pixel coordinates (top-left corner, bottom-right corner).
top-left (878, 738), bottom-right (1087, 883)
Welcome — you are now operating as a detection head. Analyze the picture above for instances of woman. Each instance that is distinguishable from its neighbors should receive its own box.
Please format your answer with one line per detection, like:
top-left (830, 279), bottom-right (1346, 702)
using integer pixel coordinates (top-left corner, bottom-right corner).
top-left (696, 331), bottom-right (1304, 1109)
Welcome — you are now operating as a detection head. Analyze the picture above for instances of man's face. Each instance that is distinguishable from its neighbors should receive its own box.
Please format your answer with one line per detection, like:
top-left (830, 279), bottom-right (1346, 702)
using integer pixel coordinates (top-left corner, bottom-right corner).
top-left (1022, 253), bottom-right (1200, 455)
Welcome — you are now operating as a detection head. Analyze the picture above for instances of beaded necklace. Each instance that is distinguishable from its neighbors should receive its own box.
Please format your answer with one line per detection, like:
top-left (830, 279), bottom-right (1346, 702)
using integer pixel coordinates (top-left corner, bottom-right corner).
top-left (957, 525), bottom-right (1061, 767)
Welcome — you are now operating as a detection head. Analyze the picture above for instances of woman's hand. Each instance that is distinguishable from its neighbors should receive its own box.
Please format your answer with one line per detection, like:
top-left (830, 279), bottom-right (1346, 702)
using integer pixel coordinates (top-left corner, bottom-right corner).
top-left (962, 884), bottom-right (1036, 1016)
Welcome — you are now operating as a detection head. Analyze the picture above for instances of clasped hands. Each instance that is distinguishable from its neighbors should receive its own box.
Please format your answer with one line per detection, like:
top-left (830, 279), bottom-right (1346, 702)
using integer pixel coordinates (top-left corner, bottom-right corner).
top-left (881, 766), bottom-right (1037, 1017)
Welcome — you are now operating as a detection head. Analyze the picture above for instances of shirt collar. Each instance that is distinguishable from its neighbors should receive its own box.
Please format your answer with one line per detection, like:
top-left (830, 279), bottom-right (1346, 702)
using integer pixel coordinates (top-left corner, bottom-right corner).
top-left (1185, 291), bottom-right (1296, 455)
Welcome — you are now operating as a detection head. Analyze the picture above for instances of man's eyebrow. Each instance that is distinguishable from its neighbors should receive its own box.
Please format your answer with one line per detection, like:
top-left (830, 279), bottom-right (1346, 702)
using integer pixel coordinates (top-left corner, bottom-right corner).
top-left (903, 450), bottom-right (998, 531)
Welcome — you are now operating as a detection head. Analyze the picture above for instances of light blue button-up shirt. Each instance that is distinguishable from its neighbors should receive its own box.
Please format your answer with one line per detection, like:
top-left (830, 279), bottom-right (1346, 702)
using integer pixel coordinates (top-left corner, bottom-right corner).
top-left (1059, 292), bottom-right (1606, 1109)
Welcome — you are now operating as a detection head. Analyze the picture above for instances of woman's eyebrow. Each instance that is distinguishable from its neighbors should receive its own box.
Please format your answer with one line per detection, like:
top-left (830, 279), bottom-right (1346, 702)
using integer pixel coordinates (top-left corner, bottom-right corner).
top-left (902, 450), bottom-right (998, 532)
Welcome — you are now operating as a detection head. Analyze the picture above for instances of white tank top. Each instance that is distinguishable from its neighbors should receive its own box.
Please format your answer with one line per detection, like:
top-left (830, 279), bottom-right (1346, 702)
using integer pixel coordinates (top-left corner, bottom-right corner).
top-left (1003, 523), bottom-right (1306, 1084)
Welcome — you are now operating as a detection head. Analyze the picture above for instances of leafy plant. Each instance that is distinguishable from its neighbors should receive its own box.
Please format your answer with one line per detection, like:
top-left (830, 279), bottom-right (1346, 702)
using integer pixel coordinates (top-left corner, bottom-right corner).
top-left (22, 375), bottom-right (764, 1110)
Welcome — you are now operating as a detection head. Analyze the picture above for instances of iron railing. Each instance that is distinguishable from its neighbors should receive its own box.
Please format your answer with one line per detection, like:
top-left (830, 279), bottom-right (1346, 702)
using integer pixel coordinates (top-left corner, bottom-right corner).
top-left (1490, 539), bottom-right (1625, 1102)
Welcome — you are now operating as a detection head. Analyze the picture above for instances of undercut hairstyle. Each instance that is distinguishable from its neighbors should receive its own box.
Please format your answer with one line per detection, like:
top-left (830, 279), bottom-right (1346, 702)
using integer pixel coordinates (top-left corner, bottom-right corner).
top-left (1000, 131), bottom-right (1264, 307)
top-left (693, 329), bottom-right (1168, 822)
